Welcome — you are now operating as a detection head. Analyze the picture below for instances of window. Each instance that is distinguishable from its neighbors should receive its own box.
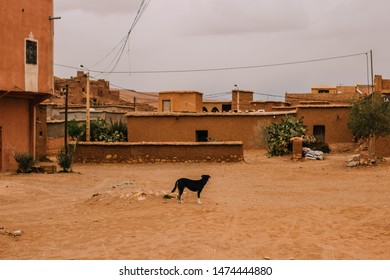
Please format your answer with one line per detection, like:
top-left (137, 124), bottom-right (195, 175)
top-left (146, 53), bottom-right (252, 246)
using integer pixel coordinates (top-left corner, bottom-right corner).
top-left (162, 100), bottom-right (171, 112)
top-left (318, 90), bottom-right (329, 94)
top-left (26, 40), bottom-right (37, 65)
top-left (313, 125), bottom-right (325, 142)
top-left (222, 104), bottom-right (231, 112)
top-left (196, 130), bottom-right (208, 142)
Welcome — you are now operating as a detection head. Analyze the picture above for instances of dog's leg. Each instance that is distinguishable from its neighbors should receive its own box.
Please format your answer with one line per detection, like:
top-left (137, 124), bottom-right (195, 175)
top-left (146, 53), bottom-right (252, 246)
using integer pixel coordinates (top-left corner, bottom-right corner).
top-left (197, 191), bottom-right (202, 204)
top-left (178, 187), bottom-right (184, 204)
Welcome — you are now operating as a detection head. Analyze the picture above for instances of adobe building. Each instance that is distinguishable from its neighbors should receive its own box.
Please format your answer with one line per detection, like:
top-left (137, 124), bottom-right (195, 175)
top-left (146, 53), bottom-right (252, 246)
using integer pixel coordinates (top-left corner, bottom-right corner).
top-left (251, 101), bottom-right (291, 112)
top-left (158, 90), bottom-right (203, 113)
top-left (232, 89), bottom-right (254, 112)
top-left (202, 100), bottom-right (232, 113)
top-left (0, 0), bottom-right (53, 172)
top-left (53, 71), bottom-right (121, 106)
top-left (285, 85), bottom-right (371, 106)
top-left (126, 104), bottom-right (355, 150)
top-left (374, 75), bottom-right (390, 99)
top-left (126, 111), bottom-right (295, 148)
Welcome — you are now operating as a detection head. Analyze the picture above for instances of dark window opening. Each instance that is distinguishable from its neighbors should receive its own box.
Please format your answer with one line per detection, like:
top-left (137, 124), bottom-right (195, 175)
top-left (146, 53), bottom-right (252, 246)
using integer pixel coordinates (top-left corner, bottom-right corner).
top-left (318, 90), bottom-right (330, 94)
top-left (203, 107), bottom-right (208, 112)
top-left (222, 104), bottom-right (231, 112)
top-left (196, 130), bottom-right (208, 142)
top-left (26, 40), bottom-right (37, 65)
top-left (211, 107), bottom-right (219, 113)
top-left (313, 125), bottom-right (325, 142)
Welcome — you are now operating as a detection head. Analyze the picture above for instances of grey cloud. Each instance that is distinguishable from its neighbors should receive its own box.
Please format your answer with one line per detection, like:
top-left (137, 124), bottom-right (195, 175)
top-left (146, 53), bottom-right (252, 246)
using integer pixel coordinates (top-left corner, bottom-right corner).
top-left (169, 0), bottom-right (309, 36)
top-left (55, 0), bottom-right (142, 15)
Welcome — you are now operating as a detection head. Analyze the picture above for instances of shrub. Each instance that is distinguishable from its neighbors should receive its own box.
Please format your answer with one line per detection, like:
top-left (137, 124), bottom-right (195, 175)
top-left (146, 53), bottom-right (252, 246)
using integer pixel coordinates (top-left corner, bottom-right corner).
top-left (100, 119), bottom-right (128, 142)
top-left (67, 118), bottom-right (127, 142)
top-left (57, 147), bottom-right (73, 172)
top-left (265, 116), bottom-right (307, 156)
top-left (68, 119), bottom-right (83, 140)
top-left (14, 152), bottom-right (34, 173)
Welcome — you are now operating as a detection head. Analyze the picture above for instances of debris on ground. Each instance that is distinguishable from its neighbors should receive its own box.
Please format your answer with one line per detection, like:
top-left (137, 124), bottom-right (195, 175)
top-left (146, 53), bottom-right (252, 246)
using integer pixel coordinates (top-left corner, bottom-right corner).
top-left (346, 153), bottom-right (386, 167)
top-left (302, 147), bottom-right (324, 160)
top-left (0, 227), bottom-right (23, 237)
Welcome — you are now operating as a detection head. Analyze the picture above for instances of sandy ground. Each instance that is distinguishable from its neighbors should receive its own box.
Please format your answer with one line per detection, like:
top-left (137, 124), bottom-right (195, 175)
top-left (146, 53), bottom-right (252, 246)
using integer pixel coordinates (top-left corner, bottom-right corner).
top-left (1, 150), bottom-right (390, 260)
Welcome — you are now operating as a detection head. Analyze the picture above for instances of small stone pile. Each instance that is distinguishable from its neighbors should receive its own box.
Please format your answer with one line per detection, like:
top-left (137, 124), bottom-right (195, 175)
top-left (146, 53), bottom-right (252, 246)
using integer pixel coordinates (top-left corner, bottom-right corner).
top-left (346, 154), bottom-right (385, 167)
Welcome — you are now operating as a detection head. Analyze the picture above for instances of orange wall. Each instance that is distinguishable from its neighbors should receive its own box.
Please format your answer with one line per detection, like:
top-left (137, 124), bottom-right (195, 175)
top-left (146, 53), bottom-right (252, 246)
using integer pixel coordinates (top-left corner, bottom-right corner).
top-left (296, 106), bottom-right (353, 144)
top-left (126, 106), bottom-right (360, 151)
top-left (72, 142), bottom-right (244, 163)
top-left (158, 91), bottom-right (203, 113)
top-left (0, 0), bottom-right (53, 92)
top-left (127, 113), bottom-right (293, 149)
top-left (0, 98), bottom-right (31, 171)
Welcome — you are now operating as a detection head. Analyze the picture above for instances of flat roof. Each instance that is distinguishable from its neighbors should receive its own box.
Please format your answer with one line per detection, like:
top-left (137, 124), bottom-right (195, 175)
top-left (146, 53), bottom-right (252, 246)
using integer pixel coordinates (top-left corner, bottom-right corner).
top-left (125, 110), bottom-right (298, 117)
top-left (159, 90), bottom-right (203, 95)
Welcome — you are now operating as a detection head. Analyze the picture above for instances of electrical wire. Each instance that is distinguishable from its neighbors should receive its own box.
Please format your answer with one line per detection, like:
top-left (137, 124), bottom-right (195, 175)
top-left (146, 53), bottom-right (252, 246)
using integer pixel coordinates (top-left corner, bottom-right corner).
top-left (87, 0), bottom-right (151, 77)
top-left (55, 51), bottom-right (368, 75)
top-left (105, 0), bottom-right (151, 74)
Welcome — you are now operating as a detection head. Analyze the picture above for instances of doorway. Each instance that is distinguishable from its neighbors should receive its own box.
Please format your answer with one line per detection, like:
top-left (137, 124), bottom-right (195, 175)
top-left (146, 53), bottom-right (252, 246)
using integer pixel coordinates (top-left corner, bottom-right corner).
top-left (313, 125), bottom-right (325, 142)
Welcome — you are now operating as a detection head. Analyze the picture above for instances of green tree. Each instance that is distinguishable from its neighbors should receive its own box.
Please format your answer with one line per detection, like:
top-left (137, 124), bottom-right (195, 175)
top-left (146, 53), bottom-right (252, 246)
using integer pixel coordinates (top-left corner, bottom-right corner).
top-left (68, 119), bottom-right (83, 140)
top-left (348, 94), bottom-right (390, 158)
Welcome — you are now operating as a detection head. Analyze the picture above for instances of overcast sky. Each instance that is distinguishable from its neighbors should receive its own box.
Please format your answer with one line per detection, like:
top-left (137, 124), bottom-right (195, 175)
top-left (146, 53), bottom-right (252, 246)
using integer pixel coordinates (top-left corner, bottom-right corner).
top-left (54, 0), bottom-right (390, 101)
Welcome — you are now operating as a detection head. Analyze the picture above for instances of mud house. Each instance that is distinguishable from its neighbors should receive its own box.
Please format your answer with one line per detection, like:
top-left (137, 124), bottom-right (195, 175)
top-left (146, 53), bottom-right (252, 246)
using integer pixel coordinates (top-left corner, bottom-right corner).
top-left (0, 0), bottom-right (53, 172)
top-left (125, 84), bottom-right (390, 156)
top-left (126, 106), bottom-right (353, 150)
top-left (285, 84), bottom-right (372, 106)
top-left (53, 71), bottom-right (121, 106)
top-left (375, 75), bottom-right (390, 100)
top-left (126, 89), bottom-right (355, 149)
top-left (158, 90), bottom-right (203, 113)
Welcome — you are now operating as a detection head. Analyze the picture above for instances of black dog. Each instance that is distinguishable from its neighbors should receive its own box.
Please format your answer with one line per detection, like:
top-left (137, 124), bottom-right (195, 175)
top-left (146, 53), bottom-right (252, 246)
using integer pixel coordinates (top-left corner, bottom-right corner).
top-left (171, 175), bottom-right (211, 204)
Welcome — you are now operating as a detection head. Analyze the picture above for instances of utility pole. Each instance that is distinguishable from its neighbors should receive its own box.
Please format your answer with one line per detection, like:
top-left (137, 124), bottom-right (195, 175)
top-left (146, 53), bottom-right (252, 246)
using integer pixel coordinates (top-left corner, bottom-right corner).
top-left (370, 49), bottom-right (374, 95)
top-left (133, 96), bottom-right (136, 111)
top-left (86, 72), bottom-right (91, 141)
top-left (234, 84), bottom-right (240, 112)
top-left (64, 84), bottom-right (69, 154)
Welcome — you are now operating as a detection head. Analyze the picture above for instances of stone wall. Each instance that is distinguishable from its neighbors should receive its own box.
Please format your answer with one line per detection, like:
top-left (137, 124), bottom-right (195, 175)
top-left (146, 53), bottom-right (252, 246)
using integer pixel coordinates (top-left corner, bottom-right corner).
top-left (71, 141), bottom-right (244, 163)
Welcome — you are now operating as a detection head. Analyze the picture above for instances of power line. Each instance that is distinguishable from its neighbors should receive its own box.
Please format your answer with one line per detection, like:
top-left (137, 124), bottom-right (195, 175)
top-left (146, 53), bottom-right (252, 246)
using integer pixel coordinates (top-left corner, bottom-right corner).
top-left (55, 51), bottom-right (368, 75)
top-left (90, 0), bottom-right (152, 76)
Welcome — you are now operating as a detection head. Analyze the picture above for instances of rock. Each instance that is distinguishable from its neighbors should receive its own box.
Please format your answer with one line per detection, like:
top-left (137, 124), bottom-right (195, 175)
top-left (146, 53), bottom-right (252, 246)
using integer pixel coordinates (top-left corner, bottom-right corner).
top-left (105, 154), bottom-right (112, 160)
top-left (347, 160), bottom-right (360, 167)
top-left (348, 154), bottom-right (361, 162)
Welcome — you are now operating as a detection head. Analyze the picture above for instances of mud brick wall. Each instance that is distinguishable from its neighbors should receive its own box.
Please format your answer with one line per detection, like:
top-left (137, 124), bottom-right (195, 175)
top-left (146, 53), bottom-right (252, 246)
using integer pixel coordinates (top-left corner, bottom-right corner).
top-left (71, 141), bottom-right (244, 163)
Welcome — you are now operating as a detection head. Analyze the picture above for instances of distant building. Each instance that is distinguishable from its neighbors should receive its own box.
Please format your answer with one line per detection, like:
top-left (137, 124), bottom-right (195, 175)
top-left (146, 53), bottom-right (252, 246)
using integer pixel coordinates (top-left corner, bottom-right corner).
top-left (53, 71), bottom-right (119, 105)
top-left (158, 91), bottom-right (203, 113)
top-left (374, 75), bottom-right (390, 100)
top-left (0, 0), bottom-right (53, 171)
top-left (285, 84), bottom-right (372, 106)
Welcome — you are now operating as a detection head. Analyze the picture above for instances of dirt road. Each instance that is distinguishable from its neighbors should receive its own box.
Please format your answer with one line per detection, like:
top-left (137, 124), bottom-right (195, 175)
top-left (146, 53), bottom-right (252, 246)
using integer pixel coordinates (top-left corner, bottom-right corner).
top-left (1, 150), bottom-right (389, 260)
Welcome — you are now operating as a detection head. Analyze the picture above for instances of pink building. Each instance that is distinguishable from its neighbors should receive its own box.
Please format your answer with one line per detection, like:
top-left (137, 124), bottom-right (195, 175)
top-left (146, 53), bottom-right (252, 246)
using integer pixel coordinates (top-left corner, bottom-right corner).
top-left (0, 0), bottom-right (53, 171)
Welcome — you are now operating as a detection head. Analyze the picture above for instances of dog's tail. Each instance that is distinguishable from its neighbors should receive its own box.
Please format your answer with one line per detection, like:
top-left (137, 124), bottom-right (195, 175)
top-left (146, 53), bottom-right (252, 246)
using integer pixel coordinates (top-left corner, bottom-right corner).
top-left (171, 180), bottom-right (178, 193)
